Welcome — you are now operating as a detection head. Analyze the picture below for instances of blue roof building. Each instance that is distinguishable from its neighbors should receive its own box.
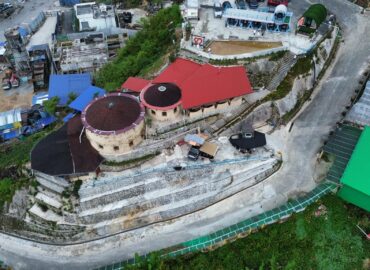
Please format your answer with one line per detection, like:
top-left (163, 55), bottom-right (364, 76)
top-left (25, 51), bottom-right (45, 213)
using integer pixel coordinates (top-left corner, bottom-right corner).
top-left (48, 73), bottom-right (92, 105)
top-left (69, 86), bottom-right (106, 112)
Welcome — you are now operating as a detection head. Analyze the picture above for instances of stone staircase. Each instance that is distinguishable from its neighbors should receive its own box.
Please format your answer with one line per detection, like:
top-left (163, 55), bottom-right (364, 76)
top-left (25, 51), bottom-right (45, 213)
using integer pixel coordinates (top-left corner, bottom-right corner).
top-left (266, 52), bottom-right (297, 92)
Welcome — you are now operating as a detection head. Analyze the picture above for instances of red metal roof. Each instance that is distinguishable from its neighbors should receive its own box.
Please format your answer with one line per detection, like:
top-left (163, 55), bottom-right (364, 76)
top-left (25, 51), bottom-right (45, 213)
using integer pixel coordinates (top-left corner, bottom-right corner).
top-left (121, 77), bottom-right (151, 92)
top-left (153, 58), bottom-right (201, 85)
top-left (152, 58), bottom-right (253, 109)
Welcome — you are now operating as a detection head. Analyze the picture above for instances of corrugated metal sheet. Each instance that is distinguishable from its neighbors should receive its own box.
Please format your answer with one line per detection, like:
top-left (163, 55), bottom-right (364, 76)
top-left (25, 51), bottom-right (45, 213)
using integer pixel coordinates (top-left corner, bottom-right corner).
top-left (48, 73), bottom-right (92, 105)
top-left (69, 86), bottom-right (105, 112)
top-left (0, 109), bottom-right (22, 129)
top-left (346, 81), bottom-right (370, 126)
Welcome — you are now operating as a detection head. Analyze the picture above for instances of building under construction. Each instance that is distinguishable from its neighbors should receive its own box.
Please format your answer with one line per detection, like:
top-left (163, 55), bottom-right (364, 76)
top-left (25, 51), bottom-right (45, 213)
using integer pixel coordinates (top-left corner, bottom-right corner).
top-left (53, 30), bottom-right (127, 74)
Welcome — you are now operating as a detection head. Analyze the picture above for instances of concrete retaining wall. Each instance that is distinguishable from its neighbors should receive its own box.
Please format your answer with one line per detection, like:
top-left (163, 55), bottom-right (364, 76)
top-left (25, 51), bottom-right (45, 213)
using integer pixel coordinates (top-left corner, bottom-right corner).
top-left (77, 159), bottom-right (278, 232)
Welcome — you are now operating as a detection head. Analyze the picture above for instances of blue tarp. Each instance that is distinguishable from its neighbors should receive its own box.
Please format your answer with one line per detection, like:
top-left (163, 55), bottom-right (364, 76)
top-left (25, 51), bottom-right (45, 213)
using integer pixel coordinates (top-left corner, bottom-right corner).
top-left (28, 44), bottom-right (49, 52)
top-left (18, 27), bottom-right (29, 37)
top-left (68, 86), bottom-right (106, 112)
top-left (63, 113), bottom-right (76, 123)
top-left (21, 116), bottom-right (56, 136)
top-left (1, 129), bottom-right (21, 141)
top-left (184, 134), bottom-right (205, 145)
top-left (48, 73), bottom-right (92, 105)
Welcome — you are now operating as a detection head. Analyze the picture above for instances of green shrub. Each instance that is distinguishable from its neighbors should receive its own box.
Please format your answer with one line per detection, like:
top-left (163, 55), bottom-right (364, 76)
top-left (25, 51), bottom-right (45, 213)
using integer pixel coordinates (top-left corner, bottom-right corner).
top-left (43, 96), bottom-right (60, 116)
top-left (72, 179), bottom-right (83, 198)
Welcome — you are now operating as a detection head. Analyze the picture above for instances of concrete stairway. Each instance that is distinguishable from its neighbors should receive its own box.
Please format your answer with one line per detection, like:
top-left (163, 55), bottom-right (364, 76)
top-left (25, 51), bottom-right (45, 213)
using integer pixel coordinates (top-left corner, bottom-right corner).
top-left (34, 171), bottom-right (70, 194)
top-left (266, 52), bottom-right (297, 92)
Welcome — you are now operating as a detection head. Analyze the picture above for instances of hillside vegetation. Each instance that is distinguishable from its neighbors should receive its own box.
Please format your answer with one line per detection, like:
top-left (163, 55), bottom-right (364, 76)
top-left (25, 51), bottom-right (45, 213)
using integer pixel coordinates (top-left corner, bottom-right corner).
top-left (95, 5), bottom-right (182, 91)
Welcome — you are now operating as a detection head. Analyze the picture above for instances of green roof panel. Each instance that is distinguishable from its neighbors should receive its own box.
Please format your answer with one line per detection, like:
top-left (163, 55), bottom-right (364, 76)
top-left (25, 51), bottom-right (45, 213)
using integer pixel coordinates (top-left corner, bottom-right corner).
top-left (340, 126), bottom-right (370, 196)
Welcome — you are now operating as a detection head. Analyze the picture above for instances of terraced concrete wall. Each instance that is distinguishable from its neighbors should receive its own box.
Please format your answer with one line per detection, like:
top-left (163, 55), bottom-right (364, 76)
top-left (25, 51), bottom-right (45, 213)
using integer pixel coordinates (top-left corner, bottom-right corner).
top-left (78, 159), bottom-right (279, 231)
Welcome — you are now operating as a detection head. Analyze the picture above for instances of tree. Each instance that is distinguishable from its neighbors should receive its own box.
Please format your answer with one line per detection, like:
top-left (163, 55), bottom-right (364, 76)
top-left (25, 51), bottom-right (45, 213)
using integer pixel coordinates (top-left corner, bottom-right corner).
top-left (95, 5), bottom-right (182, 91)
top-left (67, 92), bottom-right (77, 105)
top-left (43, 96), bottom-right (60, 116)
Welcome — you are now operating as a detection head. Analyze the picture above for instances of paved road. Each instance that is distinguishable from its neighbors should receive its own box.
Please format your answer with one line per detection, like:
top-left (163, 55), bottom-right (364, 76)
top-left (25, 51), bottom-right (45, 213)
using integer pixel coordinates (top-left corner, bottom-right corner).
top-left (0, 1), bottom-right (369, 269)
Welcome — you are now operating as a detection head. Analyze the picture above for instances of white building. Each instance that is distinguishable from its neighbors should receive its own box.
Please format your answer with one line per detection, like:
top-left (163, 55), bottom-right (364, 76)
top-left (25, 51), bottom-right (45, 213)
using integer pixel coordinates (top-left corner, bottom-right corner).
top-left (182, 0), bottom-right (199, 20)
top-left (74, 2), bottom-right (117, 32)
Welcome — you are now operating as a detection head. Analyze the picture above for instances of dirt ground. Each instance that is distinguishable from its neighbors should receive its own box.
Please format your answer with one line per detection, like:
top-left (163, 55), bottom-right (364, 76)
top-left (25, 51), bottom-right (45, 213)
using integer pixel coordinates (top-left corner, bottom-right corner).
top-left (206, 41), bottom-right (283, 56)
top-left (0, 72), bottom-right (33, 111)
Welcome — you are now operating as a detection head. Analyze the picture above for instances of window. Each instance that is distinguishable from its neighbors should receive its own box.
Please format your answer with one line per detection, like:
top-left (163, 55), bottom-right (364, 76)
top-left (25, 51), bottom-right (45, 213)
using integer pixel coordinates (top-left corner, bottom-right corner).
top-left (98, 144), bottom-right (103, 149)
top-left (162, 111), bottom-right (167, 116)
top-left (151, 110), bottom-right (156, 115)
top-left (113, 146), bottom-right (119, 151)
top-left (129, 140), bottom-right (134, 147)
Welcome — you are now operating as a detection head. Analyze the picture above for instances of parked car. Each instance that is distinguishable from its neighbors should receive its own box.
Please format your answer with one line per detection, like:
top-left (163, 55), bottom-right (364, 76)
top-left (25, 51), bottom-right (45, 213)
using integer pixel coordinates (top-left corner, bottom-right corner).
top-left (214, 1), bottom-right (223, 18)
top-left (247, 0), bottom-right (259, 9)
top-left (236, 0), bottom-right (247, 9)
top-left (188, 146), bottom-right (200, 161)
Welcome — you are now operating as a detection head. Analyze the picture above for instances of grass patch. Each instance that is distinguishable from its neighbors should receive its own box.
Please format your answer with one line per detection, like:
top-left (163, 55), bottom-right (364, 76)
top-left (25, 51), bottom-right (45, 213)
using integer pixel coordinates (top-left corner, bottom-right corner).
top-left (95, 5), bottom-right (182, 91)
top-left (268, 50), bottom-right (287, 61)
top-left (263, 56), bottom-right (313, 102)
top-left (125, 195), bottom-right (370, 270)
top-left (0, 178), bottom-right (29, 211)
top-left (281, 90), bottom-right (312, 123)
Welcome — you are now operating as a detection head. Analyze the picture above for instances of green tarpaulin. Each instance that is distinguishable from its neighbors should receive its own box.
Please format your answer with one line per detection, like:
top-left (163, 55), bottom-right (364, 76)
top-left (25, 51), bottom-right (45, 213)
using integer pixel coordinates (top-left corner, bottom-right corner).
top-left (339, 126), bottom-right (370, 211)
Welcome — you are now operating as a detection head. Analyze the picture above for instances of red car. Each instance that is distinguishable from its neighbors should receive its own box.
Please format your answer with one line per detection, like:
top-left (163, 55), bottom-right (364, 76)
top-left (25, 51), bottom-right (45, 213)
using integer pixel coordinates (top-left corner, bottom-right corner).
top-left (267, 0), bottom-right (288, 6)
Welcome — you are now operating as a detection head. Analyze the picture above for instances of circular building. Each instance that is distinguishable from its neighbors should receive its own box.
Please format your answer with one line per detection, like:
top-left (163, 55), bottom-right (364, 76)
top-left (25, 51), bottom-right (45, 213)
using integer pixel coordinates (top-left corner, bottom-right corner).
top-left (81, 93), bottom-right (145, 160)
top-left (140, 83), bottom-right (182, 121)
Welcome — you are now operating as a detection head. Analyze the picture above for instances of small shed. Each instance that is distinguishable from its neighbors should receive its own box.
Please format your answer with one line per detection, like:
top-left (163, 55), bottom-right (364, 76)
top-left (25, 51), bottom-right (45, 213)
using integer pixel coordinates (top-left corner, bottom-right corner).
top-left (200, 141), bottom-right (219, 159)
top-left (229, 131), bottom-right (266, 152)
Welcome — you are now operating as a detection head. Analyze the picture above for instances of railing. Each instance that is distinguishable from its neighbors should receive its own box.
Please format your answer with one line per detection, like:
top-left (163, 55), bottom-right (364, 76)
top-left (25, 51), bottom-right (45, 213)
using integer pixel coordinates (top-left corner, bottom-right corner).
top-left (95, 182), bottom-right (338, 270)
